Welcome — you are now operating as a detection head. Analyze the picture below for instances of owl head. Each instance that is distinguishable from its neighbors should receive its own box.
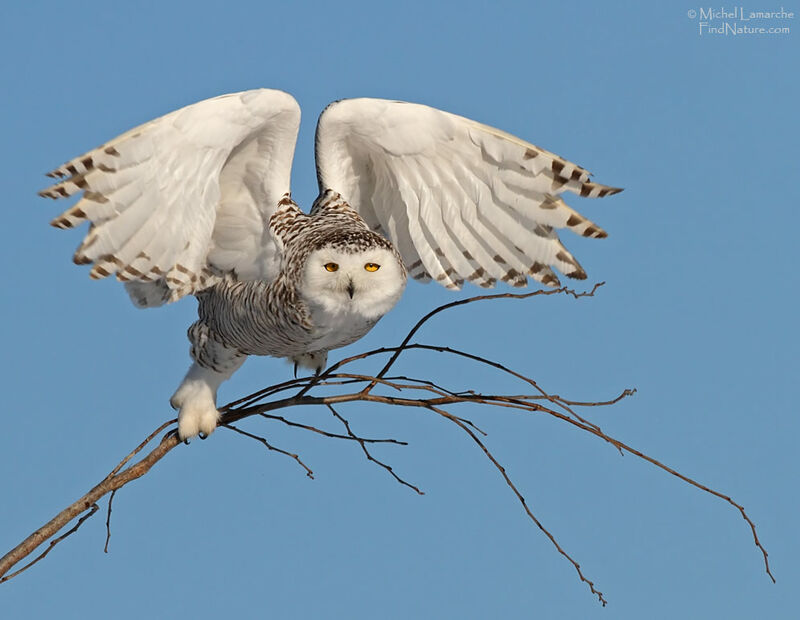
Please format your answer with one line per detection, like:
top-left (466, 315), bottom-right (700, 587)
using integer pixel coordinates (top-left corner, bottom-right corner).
top-left (301, 232), bottom-right (407, 319)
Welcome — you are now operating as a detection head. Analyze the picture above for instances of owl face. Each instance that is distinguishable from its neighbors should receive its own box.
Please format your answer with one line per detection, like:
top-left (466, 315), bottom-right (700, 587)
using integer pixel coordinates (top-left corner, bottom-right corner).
top-left (301, 245), bottom-right (407, 319)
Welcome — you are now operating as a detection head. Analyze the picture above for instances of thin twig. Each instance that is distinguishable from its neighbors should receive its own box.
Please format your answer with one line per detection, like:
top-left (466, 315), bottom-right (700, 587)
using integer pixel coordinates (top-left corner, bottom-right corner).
top-left (396, 343), bottom-right (612, 441)
top-left (374, 283), bottom-right (605, 381)
top-left (258, 412), bottom-right (407, 445)
top-left (106, 419), bottom-right (176, 479)
top-left (104, 490), bottom-right (117, 553)
top-left (550, 389), bottom-right (638, 407)
top-left (221, 376), bottom-right (315, 412)
top-left (426, 403), bottom-right (607, 606)
top-left (293, 284), bottom-right (604, 400)
top-left (325, 373), bottom-right (489, 437)
top-left (326, 404), bottom-right (424, 495)
top-left (222, 423), bottom-right (314, 479)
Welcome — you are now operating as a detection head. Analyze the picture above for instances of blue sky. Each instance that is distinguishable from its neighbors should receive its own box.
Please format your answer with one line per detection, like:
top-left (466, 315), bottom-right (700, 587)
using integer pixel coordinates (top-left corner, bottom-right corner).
top-left (1, 1), bottom-right (797, 617)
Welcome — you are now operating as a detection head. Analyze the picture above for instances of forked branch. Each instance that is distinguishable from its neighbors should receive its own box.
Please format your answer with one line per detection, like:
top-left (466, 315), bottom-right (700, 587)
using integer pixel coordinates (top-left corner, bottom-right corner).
top-left (0, 285), bottom-right (774, 606)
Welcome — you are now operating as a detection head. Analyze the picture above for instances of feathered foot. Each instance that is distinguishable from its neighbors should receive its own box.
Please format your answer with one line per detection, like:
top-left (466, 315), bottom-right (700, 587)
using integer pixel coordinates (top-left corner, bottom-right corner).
top-left (170, 363), bottom-right (229, 441)
top-left (291, 351), bottom-right (328, 377)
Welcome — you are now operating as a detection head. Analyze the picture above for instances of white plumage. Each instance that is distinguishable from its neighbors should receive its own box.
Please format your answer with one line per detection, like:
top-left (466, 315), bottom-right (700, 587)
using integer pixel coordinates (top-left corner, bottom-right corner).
top-left (40, 89), bottom-right (622, 439)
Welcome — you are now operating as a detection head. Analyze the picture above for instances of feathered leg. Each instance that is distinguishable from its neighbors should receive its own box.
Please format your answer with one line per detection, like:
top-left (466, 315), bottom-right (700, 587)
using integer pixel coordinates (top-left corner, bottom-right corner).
top-left (171, 322), bottom-right (246, 440)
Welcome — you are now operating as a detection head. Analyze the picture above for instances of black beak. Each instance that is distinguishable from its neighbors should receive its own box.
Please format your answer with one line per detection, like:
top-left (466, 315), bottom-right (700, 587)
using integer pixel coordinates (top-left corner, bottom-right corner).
top-left (346, 280), bottom-right (355, 299)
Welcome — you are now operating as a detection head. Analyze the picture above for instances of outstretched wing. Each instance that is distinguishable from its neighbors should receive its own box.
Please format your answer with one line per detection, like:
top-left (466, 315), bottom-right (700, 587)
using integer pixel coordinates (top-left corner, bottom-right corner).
top-left (314, 98), bottom-right (622, 289)
top-left (40, 89), bottom-right (300, 306)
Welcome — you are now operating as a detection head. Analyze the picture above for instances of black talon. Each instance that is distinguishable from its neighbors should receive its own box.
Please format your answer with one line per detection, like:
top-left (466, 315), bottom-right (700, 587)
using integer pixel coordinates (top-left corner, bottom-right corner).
top-left (198, 432), bottom-right (208, 440)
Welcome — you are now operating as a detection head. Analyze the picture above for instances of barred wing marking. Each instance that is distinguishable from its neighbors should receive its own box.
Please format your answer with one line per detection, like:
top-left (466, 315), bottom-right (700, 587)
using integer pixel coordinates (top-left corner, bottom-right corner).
top-left (315, 98), bottom-right (621, 289)
top-left (40, 89), bottom-right (300, 305)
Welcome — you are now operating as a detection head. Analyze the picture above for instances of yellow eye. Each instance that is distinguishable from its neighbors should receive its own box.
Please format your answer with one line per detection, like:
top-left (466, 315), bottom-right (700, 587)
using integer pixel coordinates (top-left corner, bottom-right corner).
top-left (324, 262), bottom-right (339, 272)
top-left (364, 263), bottom-right (380, 272)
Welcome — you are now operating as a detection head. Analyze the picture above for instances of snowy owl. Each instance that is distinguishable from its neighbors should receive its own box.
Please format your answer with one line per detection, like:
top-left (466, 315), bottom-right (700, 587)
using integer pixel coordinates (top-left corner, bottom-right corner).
top-left (40, 89), bottom-right (622, 440)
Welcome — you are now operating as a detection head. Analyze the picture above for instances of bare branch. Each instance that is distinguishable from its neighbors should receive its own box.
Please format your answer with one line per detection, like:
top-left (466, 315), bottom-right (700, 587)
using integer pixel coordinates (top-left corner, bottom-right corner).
top-left (425, 403), bottom-right (607, 606)
top-left (104, 490), bottom-right (116, 554)
top-left (373, 283), bottom-right (606, 382)
top-left (223, 423), bottom-right (314, 479)
top-left (258, 412), bottom-right (407, 445)
top-left (0, 504), bottom-right (100, 585)
top-left (555, 389), bottom-right (638, 407)
top-left (326, 403), bottom-right (424, 495)
top-left (106, 419), bottom-right (176, 478)
top-left (0, 283), bottom-right (774, 605)
top-left (0, 430), bottom-right (181, 581)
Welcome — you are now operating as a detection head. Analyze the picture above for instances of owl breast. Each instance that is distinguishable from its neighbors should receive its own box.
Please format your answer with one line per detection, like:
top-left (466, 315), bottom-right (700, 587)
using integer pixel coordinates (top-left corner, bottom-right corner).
top-left (193, 196), bottom-right (406, 365)
top-left (193, 267), bottom-right (394, 363)
top-left (303, 303), bottom-right (382, 352)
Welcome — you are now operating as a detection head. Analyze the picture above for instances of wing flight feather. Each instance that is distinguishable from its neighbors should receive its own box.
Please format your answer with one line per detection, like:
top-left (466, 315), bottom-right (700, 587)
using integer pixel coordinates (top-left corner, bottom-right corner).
top-left (315, 98), bottom-right (622, 289)
top-left (41, 89), bottom-right (301, 305)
